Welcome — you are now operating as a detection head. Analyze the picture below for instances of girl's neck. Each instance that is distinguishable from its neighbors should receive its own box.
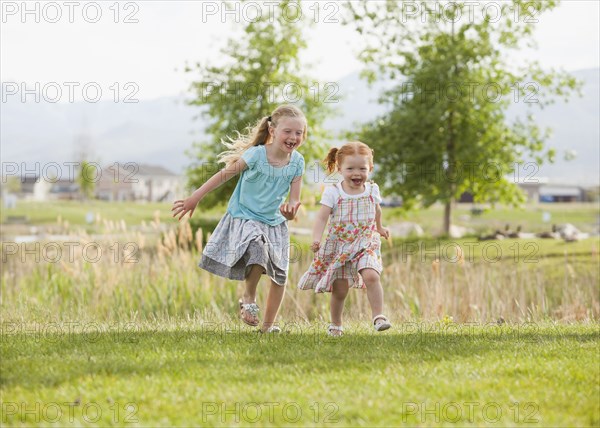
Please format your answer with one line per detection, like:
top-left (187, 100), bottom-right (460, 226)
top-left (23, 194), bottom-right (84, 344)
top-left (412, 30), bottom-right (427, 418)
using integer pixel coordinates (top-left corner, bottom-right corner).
top-left (265, 143), bottom-right (291, 166)
top-left (340, 180), bottom-right (366, 195)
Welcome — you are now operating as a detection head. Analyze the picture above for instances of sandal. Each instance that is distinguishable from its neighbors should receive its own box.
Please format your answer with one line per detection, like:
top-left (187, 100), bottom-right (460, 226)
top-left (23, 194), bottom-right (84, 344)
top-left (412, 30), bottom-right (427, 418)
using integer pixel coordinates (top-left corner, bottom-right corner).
top-left (239, 299), bottom-right (259, 326)
top-left (261, 325), bottom-right (281, 334)
top-left (373, 315), bottom-right (391, 332)
top-left (327, 324), bottom-right (344, 337)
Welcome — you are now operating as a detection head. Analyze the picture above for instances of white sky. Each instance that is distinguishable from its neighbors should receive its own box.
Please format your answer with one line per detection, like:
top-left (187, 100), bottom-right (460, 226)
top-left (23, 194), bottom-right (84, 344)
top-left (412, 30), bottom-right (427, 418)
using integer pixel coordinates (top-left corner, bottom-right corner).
top-left (1, 0), bottom-right (599, 101)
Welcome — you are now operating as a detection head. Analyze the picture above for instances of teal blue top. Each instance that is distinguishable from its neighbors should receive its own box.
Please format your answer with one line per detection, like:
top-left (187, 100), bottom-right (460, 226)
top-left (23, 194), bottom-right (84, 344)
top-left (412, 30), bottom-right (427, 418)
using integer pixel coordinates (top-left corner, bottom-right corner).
top-left (227, 145), bottom-right (305, 226)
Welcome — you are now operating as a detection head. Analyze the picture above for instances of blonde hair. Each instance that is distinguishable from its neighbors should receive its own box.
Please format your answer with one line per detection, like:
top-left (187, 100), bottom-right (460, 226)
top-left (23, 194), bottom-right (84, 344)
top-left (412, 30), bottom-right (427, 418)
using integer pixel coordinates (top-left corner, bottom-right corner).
top-left (324, 141), bottom-right (374, 174)
top-left (218, 105), bottom-right (307, 168)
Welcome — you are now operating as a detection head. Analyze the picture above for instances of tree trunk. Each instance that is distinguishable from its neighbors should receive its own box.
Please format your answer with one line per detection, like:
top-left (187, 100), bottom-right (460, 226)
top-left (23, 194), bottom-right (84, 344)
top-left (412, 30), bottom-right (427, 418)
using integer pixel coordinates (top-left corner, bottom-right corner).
top-left (443, 19), bottom-right (456, 237)
top-left (444, 199), bottom-right (452, 236)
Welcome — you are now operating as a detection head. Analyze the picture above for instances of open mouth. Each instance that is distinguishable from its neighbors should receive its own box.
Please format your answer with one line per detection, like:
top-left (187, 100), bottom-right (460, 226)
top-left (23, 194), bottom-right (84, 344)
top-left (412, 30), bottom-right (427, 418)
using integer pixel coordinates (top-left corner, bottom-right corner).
top-left (284, 141), bottom-right (296, 149)
top-left (351, 179), bottom-right (363, 186)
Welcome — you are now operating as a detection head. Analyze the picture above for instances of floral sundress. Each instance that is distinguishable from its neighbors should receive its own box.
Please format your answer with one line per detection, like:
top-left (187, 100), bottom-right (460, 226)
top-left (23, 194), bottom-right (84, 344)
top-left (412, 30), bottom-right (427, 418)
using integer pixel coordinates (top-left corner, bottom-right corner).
top-left (298, 182), bottom-right (383, 293)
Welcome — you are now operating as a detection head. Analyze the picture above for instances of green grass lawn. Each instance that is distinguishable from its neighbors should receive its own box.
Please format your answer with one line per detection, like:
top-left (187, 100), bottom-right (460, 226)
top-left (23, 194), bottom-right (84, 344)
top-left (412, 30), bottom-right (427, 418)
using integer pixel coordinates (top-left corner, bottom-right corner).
top-left (2, 322), bottom-right (598, 427)
top-left (381, 203), bottom-right (600, 234)
top-left (2, 200), bottom-right (598, 234)
top-left (1, 200), bottom-right (170, 226)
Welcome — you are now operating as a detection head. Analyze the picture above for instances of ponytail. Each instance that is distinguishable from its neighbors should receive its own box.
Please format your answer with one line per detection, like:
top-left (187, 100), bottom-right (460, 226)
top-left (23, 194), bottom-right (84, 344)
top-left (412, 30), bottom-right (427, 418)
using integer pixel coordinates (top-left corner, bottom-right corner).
top-left (217, 116), bottom-right (271, 168)
top-left (324, 148), bottom-right (338, 174)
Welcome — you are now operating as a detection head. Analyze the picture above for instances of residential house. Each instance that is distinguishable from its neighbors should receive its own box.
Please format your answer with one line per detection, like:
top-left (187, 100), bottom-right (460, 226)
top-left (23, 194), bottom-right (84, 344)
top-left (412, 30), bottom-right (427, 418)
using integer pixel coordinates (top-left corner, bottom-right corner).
top-left (96, 164), bottom-right (184, 202)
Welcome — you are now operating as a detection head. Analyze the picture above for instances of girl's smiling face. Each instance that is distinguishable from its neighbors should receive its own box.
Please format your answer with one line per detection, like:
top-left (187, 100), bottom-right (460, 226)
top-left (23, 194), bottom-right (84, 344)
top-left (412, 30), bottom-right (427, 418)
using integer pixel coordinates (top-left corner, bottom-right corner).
top-left (339, 154), bottom-right (371, 190)
top-left (269, 117), bottom-right (305, 153)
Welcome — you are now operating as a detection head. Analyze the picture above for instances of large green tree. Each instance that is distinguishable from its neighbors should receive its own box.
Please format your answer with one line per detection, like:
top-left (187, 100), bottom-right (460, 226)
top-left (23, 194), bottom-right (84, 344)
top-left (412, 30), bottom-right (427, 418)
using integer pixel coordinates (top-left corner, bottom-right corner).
top-left (346, 0), bottom-right (579, 234)
top-left (186, 0), bottom-right (333, 207)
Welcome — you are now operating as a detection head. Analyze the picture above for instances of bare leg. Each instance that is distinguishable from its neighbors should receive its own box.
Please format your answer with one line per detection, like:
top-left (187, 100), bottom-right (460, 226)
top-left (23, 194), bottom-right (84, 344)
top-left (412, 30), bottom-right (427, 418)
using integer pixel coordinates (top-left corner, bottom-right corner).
top-left (359, 268), bottom-right (384, 318)
top-left (243, 264), bottom-right (263, 304)
top-left (261, 280), bottom-right (286, 332)
top-left (239, 264), bottom-right (264, 326)
top-left (330, 279), bottom-right (350, 326)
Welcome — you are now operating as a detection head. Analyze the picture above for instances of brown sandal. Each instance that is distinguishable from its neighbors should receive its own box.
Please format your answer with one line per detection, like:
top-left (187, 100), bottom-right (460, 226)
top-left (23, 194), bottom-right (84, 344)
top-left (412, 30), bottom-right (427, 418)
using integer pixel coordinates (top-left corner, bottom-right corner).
top-left (239, 299), bottom-right (260, 326)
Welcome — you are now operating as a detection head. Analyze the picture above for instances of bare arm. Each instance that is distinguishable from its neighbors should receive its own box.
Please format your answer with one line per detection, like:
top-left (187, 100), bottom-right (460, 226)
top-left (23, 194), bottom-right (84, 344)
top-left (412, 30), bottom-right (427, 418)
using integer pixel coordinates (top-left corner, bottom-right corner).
top-left (172, 158), bottom-right (248, 220)
top-left (280, 175), bottom-right (302, 220)
top-left (311, 204), bottom-right (332, 252)
top-left (375, 203), bottom-right (390, 239)
top-left (191, 158), bottom-right (247, 203)
top-left (288, 175), bottom-right (302, 205)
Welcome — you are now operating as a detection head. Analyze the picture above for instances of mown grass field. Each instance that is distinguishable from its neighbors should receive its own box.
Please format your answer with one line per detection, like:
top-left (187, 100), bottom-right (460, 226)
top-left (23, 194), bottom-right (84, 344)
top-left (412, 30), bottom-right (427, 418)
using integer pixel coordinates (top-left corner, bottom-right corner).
top-left (1, 323), bottom-right (599, 427)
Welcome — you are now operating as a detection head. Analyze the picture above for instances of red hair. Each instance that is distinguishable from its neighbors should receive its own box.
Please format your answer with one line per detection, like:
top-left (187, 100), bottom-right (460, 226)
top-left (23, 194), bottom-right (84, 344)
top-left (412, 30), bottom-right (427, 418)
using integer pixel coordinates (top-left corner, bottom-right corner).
top-left (324, 141), bottom-right (374, 174)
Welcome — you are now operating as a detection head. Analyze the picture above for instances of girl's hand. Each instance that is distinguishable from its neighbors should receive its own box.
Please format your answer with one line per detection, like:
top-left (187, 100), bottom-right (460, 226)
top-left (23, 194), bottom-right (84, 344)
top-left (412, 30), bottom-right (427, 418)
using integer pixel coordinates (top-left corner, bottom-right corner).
top-left (377, 227), bottom-right (390, 240)
top-left (310, 241), bottom-right (321, 253)
top-left (171, 197), bottom-right (198, 220)
top-left (280, 201), bottom-right (301, 221)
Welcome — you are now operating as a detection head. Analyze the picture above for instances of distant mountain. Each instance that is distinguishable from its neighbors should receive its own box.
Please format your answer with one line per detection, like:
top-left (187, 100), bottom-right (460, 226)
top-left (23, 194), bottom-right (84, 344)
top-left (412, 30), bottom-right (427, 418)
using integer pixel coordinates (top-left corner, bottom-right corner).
top-left (1, 68), bottom-right (598, 185)
top-left (506, 68), bottom-right (599, 185)
top-left (1, 95), bottom-right (206, 175)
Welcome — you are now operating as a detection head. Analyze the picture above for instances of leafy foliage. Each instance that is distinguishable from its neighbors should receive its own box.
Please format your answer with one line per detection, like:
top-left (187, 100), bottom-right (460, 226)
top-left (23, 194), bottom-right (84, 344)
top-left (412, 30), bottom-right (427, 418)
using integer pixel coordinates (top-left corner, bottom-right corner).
top-left (344, 0), bottom-right (580, 232)
top-left (186, 0), bottom-right (333, 207)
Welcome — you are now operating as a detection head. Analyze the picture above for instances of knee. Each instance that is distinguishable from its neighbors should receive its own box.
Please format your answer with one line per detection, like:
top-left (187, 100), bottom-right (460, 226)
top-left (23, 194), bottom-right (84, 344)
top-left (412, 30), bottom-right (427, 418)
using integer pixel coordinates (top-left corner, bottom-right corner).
top-left (360, 269), bottom-right (380, 285)
top-left (332, 281), bottom-right (349, 298)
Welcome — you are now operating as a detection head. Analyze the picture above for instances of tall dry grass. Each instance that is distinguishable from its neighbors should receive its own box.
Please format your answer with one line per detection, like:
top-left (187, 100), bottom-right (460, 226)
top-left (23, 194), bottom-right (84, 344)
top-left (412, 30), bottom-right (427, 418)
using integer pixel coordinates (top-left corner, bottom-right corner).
top-left (1, 215), bottom-right (598, 323)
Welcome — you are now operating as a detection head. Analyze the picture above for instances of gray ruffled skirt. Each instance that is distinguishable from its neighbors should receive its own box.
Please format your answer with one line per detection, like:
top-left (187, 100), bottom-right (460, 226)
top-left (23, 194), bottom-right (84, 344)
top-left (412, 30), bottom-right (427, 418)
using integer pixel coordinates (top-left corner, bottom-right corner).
top-left (198, 213), bottom-right (289, 285)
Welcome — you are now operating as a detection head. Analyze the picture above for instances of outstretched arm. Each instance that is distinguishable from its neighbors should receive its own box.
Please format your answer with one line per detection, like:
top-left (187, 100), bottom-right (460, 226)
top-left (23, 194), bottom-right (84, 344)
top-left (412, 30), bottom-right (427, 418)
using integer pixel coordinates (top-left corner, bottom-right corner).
top-left (172, 158), bottom-right (247, 220)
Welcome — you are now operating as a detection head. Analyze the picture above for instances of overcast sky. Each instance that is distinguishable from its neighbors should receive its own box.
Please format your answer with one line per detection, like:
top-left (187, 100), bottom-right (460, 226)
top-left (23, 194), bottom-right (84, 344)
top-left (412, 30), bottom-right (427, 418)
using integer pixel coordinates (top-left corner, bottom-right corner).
top-left (1, 1), bottom-right (599, 101)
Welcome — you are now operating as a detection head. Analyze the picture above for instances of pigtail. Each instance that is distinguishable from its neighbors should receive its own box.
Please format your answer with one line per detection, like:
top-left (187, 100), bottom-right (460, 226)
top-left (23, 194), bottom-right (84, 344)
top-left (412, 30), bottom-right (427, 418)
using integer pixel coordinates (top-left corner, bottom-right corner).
top-left (324, 148), bottom-right (338, 174)
top-left (324, 141), bottom-right (375, 174)
top-left (369, 147), bottom-right (375, 171)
